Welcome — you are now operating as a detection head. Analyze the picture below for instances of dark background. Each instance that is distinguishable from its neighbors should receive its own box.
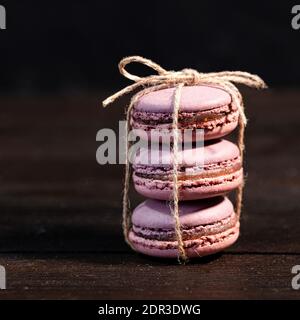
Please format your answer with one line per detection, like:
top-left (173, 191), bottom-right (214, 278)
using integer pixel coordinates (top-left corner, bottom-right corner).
top-left (0, 0), bottom-right (300, 299)
top-left (0, 0), bottom-right (299, 94)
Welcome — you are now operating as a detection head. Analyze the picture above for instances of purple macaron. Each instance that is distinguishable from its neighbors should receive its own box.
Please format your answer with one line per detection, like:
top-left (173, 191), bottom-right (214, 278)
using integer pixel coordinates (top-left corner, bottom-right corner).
top-left (132, 139), bottom-right (243, 201)
top-left (131, 85), bottom-right (238, 141)
top-left (129, 197), bottom-right (239, 258)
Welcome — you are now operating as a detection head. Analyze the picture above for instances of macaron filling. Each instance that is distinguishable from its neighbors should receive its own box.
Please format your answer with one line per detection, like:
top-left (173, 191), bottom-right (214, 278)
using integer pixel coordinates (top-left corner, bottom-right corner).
top-left (129, 223), bottom-right (239, 251)
top-left (131, 104), bottom-right (238, 129)
top-left (132, 211), bottom-right (237, 241)
top-left (133, 156), bottom-right (242, 181)
top-left (134, 170), bottom-right (242, 189)
top-left (133, 155), bottom-right (242, 191)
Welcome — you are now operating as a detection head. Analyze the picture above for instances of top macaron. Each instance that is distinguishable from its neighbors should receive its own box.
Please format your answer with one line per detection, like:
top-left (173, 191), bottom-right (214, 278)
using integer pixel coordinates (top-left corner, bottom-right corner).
top-left (131, 85), bottom-right (238, 141)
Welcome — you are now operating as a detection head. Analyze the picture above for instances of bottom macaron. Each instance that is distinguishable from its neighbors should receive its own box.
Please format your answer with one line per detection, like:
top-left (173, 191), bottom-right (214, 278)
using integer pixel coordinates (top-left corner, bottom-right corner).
top-left (129, 197), bottom-right (239, 258)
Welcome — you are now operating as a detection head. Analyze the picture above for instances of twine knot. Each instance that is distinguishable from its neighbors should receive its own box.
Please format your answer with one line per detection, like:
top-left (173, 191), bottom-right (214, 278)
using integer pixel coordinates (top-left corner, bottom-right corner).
top-left (103, 55), bottom-right (267, 126)
top-left (180, 68), bottom-right (204, 84)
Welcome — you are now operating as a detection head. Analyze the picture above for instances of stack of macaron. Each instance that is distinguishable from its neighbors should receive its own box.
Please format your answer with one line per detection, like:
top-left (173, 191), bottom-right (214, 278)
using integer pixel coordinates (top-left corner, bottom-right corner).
top-left (129, 85), bottom-right (243, 258)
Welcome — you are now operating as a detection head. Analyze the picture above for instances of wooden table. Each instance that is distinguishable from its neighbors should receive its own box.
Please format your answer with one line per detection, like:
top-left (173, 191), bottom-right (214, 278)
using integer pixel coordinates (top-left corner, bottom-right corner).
top-left (0, 89), bottom-right (299, 299)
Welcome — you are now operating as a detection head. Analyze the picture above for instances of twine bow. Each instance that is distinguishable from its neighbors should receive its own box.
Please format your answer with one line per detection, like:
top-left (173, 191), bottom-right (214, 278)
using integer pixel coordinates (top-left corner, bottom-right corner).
top-left (102, 56), bottom-right (267, 263)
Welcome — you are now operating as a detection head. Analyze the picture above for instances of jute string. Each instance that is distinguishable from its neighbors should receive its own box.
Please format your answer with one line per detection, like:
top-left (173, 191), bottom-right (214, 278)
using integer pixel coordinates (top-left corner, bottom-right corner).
top-left (103, 56), bottom-right (267, 263)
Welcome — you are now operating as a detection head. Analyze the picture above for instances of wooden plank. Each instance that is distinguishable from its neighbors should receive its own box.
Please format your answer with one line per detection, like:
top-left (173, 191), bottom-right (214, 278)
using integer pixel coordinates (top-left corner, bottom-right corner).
top-left (0, 90), bottom-right (299, 254)
top-left (0, 196), bottom-right (299, 254)
top-left (0, 253), bottom-right (299, 299)
top-left (0, 90), bottom-right (299, 299)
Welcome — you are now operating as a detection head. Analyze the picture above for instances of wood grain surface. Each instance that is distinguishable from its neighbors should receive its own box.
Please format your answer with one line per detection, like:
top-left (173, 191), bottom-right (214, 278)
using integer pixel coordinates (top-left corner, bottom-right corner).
top-left (0, 88), bottom-right (299, 299)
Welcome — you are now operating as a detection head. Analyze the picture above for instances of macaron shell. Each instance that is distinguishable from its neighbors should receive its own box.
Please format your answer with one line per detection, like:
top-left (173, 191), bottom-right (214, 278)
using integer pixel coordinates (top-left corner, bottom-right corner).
top-left (135, 85), bottom-right (232, 113)
top-left (129, 222), bottom-right (239, 258)
top-left (133, 168), bottom-right (243, 200)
